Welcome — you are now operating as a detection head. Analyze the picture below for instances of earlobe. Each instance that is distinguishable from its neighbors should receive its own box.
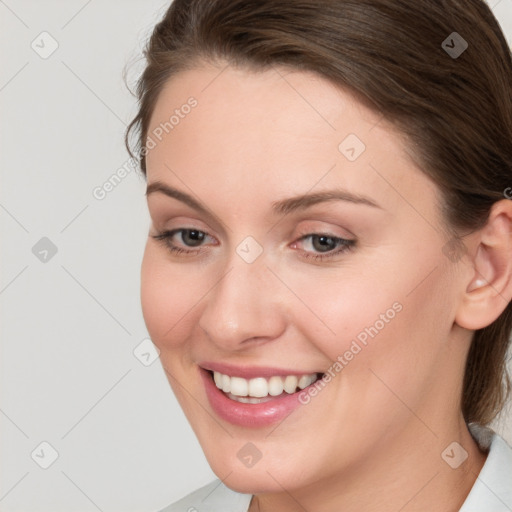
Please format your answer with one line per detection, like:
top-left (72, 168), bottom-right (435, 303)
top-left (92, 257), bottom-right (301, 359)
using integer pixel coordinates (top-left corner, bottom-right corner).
top-left (455, 199), bottom-right (512, 331)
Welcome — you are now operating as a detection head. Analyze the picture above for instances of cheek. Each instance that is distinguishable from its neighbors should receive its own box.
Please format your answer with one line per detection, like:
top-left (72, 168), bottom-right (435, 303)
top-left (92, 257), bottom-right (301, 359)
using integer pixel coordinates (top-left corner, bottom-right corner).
top-left (275, 260), bottom-right (404, 361)
top-left (330, 267), bottom-right (457, 416)
top-left (290, 247), bottom-right (455, 380)
top-left (140, 245), bottom-right (202, 348)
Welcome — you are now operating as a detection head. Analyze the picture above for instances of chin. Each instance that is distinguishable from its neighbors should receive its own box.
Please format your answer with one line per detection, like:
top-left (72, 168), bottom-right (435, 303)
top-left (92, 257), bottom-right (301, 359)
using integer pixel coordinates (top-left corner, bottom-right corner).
top-left (201, 441), bottom-right (314, 495)
top-left (219, 468), bottom-right (290, 495)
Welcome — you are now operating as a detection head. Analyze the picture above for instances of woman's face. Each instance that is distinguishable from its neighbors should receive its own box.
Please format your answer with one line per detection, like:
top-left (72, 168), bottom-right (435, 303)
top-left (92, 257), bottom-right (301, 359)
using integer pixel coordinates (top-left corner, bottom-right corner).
top-left (141, 62), bottom-right (469, 492)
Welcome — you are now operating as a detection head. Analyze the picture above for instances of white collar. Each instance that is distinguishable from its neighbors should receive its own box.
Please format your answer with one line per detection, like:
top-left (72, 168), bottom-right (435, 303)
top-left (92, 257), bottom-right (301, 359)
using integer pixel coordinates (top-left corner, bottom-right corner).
top-left (458, 423), bottom-right (512, 511)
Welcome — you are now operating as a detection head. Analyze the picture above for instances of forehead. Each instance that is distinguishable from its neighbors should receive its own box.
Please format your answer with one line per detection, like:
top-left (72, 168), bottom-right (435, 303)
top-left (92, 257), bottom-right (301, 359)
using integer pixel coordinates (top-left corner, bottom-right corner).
top-left (147, 62), bottom-right (389, 155)
top-left (145, 63), bottom-right (438, 221)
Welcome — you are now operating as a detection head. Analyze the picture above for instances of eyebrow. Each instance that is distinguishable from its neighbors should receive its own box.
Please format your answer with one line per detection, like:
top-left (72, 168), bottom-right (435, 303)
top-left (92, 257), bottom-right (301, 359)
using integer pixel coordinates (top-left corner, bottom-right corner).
top-left (145, 180), bottom-right (382, 216)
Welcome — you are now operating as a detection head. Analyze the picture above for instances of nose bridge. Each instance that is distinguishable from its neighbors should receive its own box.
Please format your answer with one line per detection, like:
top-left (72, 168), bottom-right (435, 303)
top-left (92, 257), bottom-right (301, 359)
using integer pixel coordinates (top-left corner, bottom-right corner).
top-left (199, 243), bottom-right (285, 347)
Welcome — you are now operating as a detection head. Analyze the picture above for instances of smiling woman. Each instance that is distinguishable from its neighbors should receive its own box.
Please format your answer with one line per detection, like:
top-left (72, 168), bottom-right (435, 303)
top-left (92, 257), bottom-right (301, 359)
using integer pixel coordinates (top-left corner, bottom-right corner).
top-left (125, 0), bottom-right (512, 511)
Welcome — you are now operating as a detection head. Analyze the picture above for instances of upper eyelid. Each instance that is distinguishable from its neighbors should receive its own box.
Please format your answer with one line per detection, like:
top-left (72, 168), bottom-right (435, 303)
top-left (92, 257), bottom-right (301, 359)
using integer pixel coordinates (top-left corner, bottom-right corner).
top-left (148, 200), bottom-right (360, 234)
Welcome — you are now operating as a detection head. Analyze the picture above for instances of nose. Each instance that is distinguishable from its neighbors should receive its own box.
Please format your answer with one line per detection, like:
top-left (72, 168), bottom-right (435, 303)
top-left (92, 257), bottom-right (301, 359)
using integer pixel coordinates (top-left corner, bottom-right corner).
top-left (198, 250), bottom-right (287, 351)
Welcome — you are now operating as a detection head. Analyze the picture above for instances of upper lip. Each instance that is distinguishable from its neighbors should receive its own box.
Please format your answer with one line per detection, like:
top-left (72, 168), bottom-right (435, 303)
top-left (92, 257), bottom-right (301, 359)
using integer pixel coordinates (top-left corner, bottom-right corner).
top-left (199, 361), bottom-right (323, 379)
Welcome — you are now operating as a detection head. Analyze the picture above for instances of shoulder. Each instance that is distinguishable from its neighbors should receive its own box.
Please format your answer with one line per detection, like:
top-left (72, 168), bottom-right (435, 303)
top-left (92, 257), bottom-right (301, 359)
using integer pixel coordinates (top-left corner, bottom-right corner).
top-left (156, 479), bottom-right (253, 512)
top-left (459, 424), bottom-right (512, 511)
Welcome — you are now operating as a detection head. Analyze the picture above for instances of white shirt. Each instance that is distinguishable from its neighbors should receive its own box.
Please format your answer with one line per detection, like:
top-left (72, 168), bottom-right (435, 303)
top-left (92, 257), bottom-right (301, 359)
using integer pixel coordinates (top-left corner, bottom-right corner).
top-left (158, 424), bottom-right (512, 512)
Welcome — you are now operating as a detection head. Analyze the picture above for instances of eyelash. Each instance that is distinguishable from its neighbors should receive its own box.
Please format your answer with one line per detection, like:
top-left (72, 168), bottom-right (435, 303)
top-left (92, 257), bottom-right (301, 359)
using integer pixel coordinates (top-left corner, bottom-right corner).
top-left (151, 228), bottom-right (356, 262)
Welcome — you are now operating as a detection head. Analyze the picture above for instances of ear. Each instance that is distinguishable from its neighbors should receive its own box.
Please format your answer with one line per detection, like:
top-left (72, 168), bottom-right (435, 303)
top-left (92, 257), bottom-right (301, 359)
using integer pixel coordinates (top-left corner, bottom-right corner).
top-left (455, 199), bottom-right (512, 330)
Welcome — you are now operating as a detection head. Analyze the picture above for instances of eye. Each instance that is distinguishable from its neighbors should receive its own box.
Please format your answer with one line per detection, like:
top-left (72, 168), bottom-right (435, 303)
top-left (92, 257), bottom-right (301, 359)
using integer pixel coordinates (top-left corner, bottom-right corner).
top-left (292, 233), bottom-right (356, 261)
top-left (172, 229), bottom-right (206, 247)
top-left (151, 228), bottom-right (356, 262)
top-left (151, 228), bottom-right (214, 255)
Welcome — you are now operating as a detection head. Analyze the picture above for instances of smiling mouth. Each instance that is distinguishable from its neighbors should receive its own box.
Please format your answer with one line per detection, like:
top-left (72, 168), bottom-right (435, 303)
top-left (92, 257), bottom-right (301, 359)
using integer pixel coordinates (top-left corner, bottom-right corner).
top-left (207, 370), bottom-right (325, 403)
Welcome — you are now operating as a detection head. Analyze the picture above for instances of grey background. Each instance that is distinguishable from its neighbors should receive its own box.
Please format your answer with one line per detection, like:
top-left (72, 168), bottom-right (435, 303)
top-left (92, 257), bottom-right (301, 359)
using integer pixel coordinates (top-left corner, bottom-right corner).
top-left (1, 1), bottom-right (511, 511)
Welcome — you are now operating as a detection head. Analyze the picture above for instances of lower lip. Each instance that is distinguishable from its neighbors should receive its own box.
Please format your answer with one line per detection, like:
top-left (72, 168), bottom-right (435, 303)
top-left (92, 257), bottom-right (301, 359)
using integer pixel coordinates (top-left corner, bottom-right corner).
top-left (200, 368), bottom-right (311, 427)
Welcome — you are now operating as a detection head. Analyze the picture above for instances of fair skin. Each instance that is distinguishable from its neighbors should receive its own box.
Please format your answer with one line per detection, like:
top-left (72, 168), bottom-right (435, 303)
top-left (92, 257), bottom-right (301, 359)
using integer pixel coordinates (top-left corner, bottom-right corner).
top-left (140, 61), bottom-right (512, 512)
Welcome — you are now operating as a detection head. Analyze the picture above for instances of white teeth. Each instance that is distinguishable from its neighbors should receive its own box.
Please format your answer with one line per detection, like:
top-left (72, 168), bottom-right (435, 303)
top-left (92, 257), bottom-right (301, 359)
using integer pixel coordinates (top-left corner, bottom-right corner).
top-left (298, 374), bottom-right (313, 389)
top-left (212, 371), bottom-right (319, 399)
top-left (221, 374), bottom-right (231, 393)
top-left (248, 377), bottom-right (268, 398)
top-left (230, 376), bottom-right (248, 397)
top-left (268, 376), bottom-right (284, 396)
top-left (284, 375), bottom-right (298, 393)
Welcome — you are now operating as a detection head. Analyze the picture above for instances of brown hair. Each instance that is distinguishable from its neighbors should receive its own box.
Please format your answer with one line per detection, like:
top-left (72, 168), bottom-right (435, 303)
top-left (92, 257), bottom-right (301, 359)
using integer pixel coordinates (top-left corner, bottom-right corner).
top-left (125, 0), bottom-right (512, 425)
